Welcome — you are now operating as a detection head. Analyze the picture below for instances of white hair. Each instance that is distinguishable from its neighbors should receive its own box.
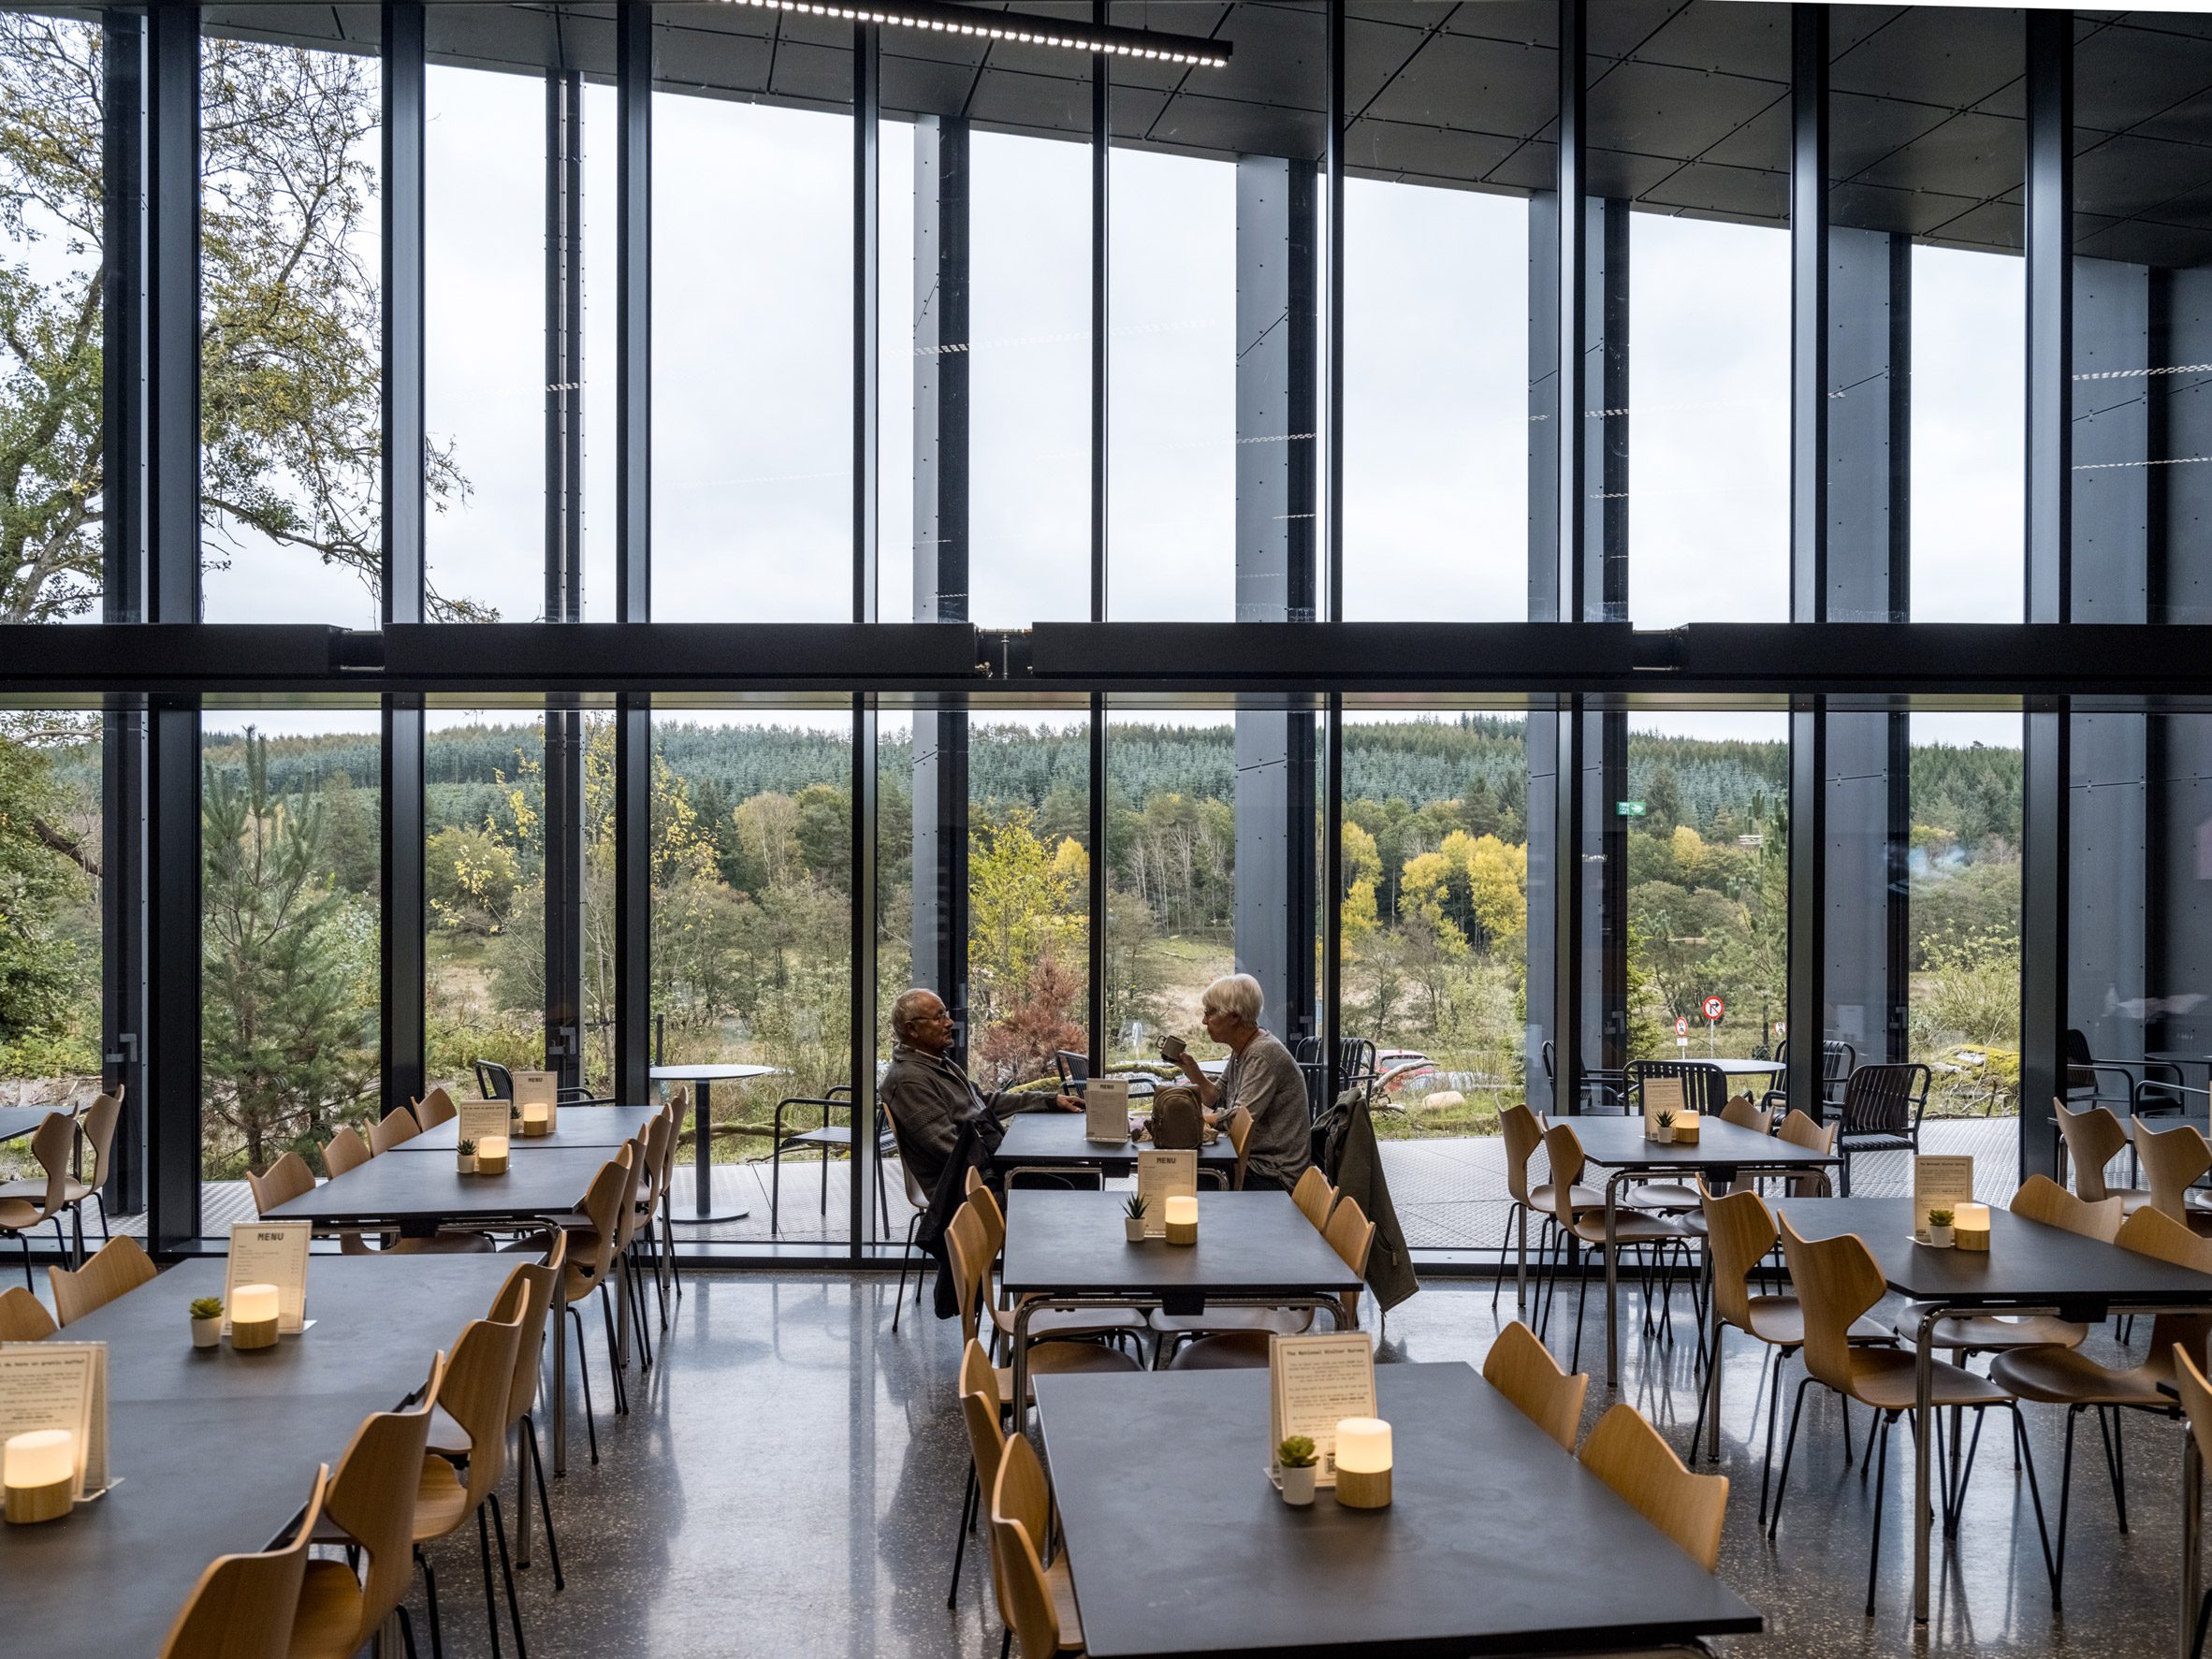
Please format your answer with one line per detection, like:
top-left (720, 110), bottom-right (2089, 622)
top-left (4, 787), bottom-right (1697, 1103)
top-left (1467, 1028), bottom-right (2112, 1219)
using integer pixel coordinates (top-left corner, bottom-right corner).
top-left (1201, 973), bottom-right (1264, 1026)
top-left (892, 988), bottom-right (943, 1041)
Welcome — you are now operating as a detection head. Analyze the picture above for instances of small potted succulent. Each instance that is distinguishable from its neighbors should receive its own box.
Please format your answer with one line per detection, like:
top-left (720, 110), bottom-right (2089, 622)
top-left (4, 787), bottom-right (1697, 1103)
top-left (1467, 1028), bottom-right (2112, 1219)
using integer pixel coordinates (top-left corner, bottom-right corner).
top-left (1123, 1193), bottom-right (1148, 1243)
top-left (457, 1137), bottom-right (478, 1176)
top-left (1928, 1208), bottom-right (1956, 1248)
top-left (1277, 1435), bottom-right (1318, 1506)
top-left (1653, 1109), bottom-right (1677, 1145)
top-left (189, 1295), bottom-right (224, 1349)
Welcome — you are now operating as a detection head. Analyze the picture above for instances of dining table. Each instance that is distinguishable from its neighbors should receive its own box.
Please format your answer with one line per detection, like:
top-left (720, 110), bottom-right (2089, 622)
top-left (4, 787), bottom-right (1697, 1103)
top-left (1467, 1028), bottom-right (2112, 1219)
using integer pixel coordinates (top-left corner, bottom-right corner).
top-left (993, 1111), bottom-right (1242, 1186)
top-left (648, 1062), bottom-right (783, 1224)
top-left (0, 1103), bottom-right (67, 1143)
top-left (1034, 1361), bottom-right (1763, 1656)
top-left (403, 1100), bottom-right (662, 1151)
top-left (1776, 1195), bottom-right (2212, 1626)
top-left (5, 1253), bottom-right (513, 1658)
top-left (264, 1143), bottom-right (618, 1477)
top-left (998, 1188), bottom-right (1361, 1408)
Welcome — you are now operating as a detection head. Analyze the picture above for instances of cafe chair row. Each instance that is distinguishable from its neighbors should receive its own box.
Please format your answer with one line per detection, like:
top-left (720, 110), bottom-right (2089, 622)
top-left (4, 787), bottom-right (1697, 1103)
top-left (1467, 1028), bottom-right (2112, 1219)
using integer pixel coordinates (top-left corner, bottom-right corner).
top-left (0, 1088), bottom-right (124, 1282)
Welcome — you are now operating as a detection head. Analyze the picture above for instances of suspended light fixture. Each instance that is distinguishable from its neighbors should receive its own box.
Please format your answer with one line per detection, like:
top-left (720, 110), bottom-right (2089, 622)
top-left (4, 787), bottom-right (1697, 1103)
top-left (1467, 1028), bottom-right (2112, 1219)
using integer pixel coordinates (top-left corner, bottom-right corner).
top-left (718, 0), bottom-right (1233, 67)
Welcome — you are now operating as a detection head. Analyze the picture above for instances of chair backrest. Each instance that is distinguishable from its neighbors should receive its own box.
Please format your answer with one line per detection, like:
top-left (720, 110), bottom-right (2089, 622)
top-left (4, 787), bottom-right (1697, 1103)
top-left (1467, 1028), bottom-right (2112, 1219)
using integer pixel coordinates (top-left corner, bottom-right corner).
top-left (612, 1133), bottom-right (649, 1251)
top-left (2010, 1171), bottom-right (2122, 1243)
top-left (323, 1125), bottom-right (371, 1178)
top-left (1820, 1041), bottom-right (1856, 1085)
top-left (1228, 1104), bottom-right (1254, 1186)
top-left (1840, 1063), bottom-right (1927, 1135)
top-left (1540, 1123), bottom-right (1587, 1227)
top-left (1290, 1165), bottom-right (1334, 1230)
top-left (1054, 1049), bottom-right (1089, 1088)
top-left (51, 1233), bottom-right (157, 1326)
top-left (1577, 1403), bottom-right (1729, 1572)
top-left (1626, 1060), bottom-right (1726, 1113)
top-left (158, 1463), bottom-right (328, 1659)
top-left (2115, 1205), bottom-right (2212, 1373)
top-left (432, 1312), bottom-right (525, 1511)
top-left (0, 1284), bottom-right (56, 1341)
top-left (2057, 1102), bottom-right (2130, 1202)
top-left (991, 1431), bottom-right (1063, 1656)
top-left (497, 1232), bottom-right (564, 1427)
top-left (654, 1093), bottom-right (683, 1198)
top-left (1482, 1318), bottom-right (1587, 1451)
top-left (1776, 1215), bottom-right (1885, 1391)
top-left (320, 1358), bottom-right (443, 1652)
top-left (945, 1200), bottom-right (989, 1344)
top-left (1719, 1096), bottom-right (1771, 1135)
top-left (1322, 1191), bottom-right (1375, 1278)
top-left (1500, 1103), bottom-right (1545, 1208)
top-left (956, 1341), bottom-right (1011, 1618)
top-left (78, 1090), bottom-right (123, 1187)
top-left (412, 1085), bottom-right (458, 1130)
top-left (635, 1109), bottom-right (672, 1211)
top-left (2132, 1119), bottom-right (2212, 1224)
top-left (1774, 1109), bottom-right (1837, 1196)
top-left (368, 1105), bottom-right (420, 1156)
top-left (14, 1111), bottom-right (74, 1215)
top-left (2176, 1347), bottom-right (2212, 1486)
top-left (248, 1150), bottom-right (314, 1215)
top-left (474, 1059), bottom-right (515, 1100)
top-left (876, 1086), bottom-right (932, 1212)
top-left (1700, 1185), bottom-right (1779, 1333)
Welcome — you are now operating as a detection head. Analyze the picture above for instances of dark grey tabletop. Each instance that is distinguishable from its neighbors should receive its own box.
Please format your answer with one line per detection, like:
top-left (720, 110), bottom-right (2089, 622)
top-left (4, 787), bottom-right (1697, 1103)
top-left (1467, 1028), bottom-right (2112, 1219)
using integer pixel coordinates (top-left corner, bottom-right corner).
top-left (0, 1103), bottom-right (65, 1142)
top-left (265, 1144), bottom-right (618, 1228)
top-left (1776, 1197), bottom-right (2212, 1313)
top-left (7, 1254), bottom-right (515, 1656)
top-left (996, 1111), bottom-right (1239, 1173)
top-left (1562, 1113), bottom-right (1835, 1171)
top-left (402, 1102), bottom-right (659, 1151)
top-left (1001, 1190), bottom-right (1361, 1299)
top-left (1036, 1362), bottom-right (1763, 1657)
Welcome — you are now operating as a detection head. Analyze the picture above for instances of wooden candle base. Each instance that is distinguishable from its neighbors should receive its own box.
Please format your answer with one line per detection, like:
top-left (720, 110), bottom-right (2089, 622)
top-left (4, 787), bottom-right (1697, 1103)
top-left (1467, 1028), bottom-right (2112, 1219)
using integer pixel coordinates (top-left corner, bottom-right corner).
top-left (1956, 1227), bottom-right (1990, 1253)
top-left (1334, 1466), bottom-right (1391, 1509)
top-left (230, 1315), bottom-right (279, 1351)
top-left (477, 1153), bottom-right (509, 1176)
top-left (6, 1477), bottom-right (73, 1524)
top-left (1165, 1218), bottom-right (1197, 1246)
top-left (520, 1121), bottom-right (551, 1139)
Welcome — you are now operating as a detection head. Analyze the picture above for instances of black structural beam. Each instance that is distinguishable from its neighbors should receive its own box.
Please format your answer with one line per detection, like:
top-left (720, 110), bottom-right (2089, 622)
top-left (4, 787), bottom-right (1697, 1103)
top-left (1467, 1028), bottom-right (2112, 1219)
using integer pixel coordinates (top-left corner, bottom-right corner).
top-left (1086, 0), bottom-right (1110, 1070)
top-left (850, 21), bottom-right (882, 1255)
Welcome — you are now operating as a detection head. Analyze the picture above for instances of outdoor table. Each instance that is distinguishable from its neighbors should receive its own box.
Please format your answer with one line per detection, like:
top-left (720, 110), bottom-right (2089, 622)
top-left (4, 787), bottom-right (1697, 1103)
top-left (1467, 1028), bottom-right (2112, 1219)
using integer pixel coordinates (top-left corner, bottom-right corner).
top-left (266, 1144), bottom-right (618, 1477)
top-left (404, 1100), bottom-right (662, 1151)
top-left (1033, 1361), bottom-right (1763, 1657)
top-left (7, 1253), bottom-right (513, 1658)
top-left (1777, 1195), bottom-right (2212, 1627)
top-left (1564, 1113), bottom-right (1840, 1388)
top-left (994, 1111), bottom-right (1241, 1186)
top-left (1708, 1056), bottom-right (1783, 1078)
top-left (648, 1062), bottom-right (783, 1223)
top-left (0, 1103), bottom-right (61, 1142)
top-left (999, 1189), bottom-right (1361, 1407)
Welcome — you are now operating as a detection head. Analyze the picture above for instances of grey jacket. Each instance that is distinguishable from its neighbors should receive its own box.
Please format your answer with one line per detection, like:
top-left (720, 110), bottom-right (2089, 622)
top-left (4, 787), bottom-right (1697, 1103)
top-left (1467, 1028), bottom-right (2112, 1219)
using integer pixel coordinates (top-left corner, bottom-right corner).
top-left (1218, 1030), bottom-right (1312, 1189)
top-left (879, 1042), bottom-right (1030, 1193)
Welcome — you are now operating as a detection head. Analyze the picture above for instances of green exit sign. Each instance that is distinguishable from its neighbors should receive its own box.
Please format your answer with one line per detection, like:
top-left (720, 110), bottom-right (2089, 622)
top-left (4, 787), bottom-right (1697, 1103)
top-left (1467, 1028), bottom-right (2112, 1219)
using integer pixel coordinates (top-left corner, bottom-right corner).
top-left (1616, 800), bottom-right (1647, 817)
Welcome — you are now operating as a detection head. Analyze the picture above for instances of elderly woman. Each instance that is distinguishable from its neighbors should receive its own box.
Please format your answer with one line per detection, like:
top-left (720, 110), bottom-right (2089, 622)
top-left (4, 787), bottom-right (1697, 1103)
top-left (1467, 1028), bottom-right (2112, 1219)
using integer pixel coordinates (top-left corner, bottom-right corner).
top-left (1164, 972), bottom-right (1311, 1192)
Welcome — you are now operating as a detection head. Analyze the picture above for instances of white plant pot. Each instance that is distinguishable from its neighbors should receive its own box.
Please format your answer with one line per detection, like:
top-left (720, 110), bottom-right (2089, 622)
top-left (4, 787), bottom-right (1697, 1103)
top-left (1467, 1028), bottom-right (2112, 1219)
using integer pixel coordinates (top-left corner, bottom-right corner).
top-left (457, 1155), bottom-right (476, 1176)
top-left (1929, 1226), bottom-right (1954, 1248)
top-left (1654, 1127), bottom-right (1674, 1144)
top-left (1125, 1217), bottom-right (1146, 1243)
top-left (1280, 1464), bottom-right (1316, 1506)
top-left (190, 1317), bottom-right (221, 1350)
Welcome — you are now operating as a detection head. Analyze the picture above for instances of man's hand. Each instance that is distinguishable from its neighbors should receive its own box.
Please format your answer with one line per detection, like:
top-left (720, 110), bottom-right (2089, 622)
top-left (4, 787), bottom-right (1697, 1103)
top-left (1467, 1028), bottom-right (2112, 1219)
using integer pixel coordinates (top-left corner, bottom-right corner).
top-left (1053, 1094), bottom-right (1084, 1112)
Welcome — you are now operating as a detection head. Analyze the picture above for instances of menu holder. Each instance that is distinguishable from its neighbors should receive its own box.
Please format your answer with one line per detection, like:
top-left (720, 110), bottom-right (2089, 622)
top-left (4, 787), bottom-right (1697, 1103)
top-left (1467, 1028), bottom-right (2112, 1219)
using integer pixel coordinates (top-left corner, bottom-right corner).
top-left (457, 1099), bottom-right (513, 1157)
top-left (1913, 1154), bottom-right (1975, 1244)
top-left (0, 1341), bottom-right (109, 1498)
top-left (513, 1070), bottom-right (558, 1134)
top-left (225, 1220), bottom-right (311, 1334)
top-left (1085, 1076), bottom-right (1131, 1143)
top-left (1642, 1074), bottom-right (1686, 1139)
top-left (1267, 1332), bottom-right (1376, 1489)
top-left (1136, 1149), bottom-right (1197, 1239)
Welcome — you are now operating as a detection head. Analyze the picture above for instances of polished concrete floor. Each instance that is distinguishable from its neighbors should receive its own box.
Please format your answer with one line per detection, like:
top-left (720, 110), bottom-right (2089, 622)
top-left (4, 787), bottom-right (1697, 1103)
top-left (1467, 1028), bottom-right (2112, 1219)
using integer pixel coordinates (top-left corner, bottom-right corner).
top-left (399, 1259), bottom-right (2201, 1659)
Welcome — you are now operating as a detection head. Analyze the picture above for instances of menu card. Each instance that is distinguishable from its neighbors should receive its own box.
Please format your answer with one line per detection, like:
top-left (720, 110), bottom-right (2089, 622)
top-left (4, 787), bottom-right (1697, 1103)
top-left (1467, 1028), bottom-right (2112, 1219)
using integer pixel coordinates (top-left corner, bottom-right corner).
top-left (0, 1341), bottom-right (109, 1497)
top-left (226, 1220), bottom-right (311, 1333)
top-left (458, 1099), bottom-right (512, 1155)
top-left (1642, 1073), bottom-right (1686, 1138)
top-left (512, 1070), bottom-right (558, 1133)
top-left (1267, 1332), bottom-right (1376, 1487)
top-left (1136, 1149), bottom-right (1197, 1239)
top-left (1085, 1075), bottom-right (1131, 1143)
top-left (1913, 1155), bottom-right (1975, 1243)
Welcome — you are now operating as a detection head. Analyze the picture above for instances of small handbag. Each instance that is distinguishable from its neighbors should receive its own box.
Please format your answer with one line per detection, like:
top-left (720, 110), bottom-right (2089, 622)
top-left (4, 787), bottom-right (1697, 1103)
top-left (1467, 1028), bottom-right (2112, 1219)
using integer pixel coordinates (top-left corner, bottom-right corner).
top-left (1150, 1085), bottom-right (1206, 1151)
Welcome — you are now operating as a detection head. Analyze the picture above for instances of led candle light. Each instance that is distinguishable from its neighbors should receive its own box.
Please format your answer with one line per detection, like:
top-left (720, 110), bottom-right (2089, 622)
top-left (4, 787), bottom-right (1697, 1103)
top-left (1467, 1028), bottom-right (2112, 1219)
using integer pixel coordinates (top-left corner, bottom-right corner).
top-left (4, 1429), bottom-right (76, 1524)
top-left (1676, 1111), bottom-right (1701, 1145)
top-left (1164, 1194), bottom-right (1199, 1246)
top-left (231, 1281), bottom-right (281, 1350)
top-left (477, 1135), bottom-right (511, 1175)
top-left (1955, 1201), bottom-right (1992, 1252)
top-left (521, 1101), bottom-right (551, 1138)
top-left (1333, 1417), bottom-right (1393, 1510)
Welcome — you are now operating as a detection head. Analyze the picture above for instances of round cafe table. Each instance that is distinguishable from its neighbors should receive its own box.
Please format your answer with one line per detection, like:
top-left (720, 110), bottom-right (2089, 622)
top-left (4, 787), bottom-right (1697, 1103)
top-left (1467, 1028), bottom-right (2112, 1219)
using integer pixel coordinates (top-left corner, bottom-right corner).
top-left (648, 1063), bottom-right (784, 1223)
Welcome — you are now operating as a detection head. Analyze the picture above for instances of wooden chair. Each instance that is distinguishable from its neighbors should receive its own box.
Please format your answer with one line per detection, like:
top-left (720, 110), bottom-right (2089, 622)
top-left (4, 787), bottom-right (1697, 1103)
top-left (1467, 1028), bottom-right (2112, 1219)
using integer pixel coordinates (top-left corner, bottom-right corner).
top-left (0, 1283), bottom-right (56, 1340)
top-left (50, 1233), bottom-right (156, 1326)
top-left (1990, 1204), bottom-right (2212, 1606)
top-left (1772, 1109), bottom-right (1837, 1196)
top-left (948, 1200), bottom-right (1138, 1410)
top-left (51, 1088), bottom-right (123, 1251)
top-left (412, 1084), bottom-right (458, 1130)
top-left (1227, 1104), bottom-right (1254, 1188)
top-left (1164, 1196), bottom-right (1377, 1371)
top-left (2132, 1119), bottom-right (2212, 1231)
top-left (0, 1112), bottom-right (79, 1284)
top-left (1899, 1175), bottom-right (2116, 1364)
top-left (413, 1311), bottom-right (529, 1657)
top-left (1578, 1403), bottom-right (1729, 1572)
top-left (1691, 1185), bottom-right (1894, 1521)
top-left (630, 1106), bottom-right (676, 1330)
top-left (559, 1149), bottom-right (634, 1464)
top-left (1482, 1318), bottom-right (1587, 1450)
top-left (288, 1359), bottom-right (442, 1659)
top-left (323, 1126), bottom-right (371, 1177)
top-left (159, 1465), bottom-right (328, 1659)
top-left (950, 1338), bottom-right (1007, 1608)
top-left (966, 1177), bottom-right (1144, 1352)
top-left (1719, 1095), bottom-right (1772, 1135)
top-left (1536, 1123), bottom-right (1690, 1373)
top-left (248, 1151), bottom-right (314, 1216)
top-left (2057, 1101), bottom-right (2151, 1213)
top-left (1494, 1102), bottom-right (1598, 1316)
top-left (651, 1096), bottom-right (685, 1313)
top-left (1770, 1216), bottom-right (2047, 1615)
top-left (991, 1430), bottom-right (1084, 1657)
top-left (2174, 1347), bottom-right (2212, 1659)
top-left (368, 1104), bottom-right (421, 1156)
top-left (1290, 1165), bottom-right (1335, 1230)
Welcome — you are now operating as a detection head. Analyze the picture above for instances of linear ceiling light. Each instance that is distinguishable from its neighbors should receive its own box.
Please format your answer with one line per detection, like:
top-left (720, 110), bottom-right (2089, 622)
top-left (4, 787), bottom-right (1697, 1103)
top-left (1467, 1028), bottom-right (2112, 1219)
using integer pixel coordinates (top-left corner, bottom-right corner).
top-left (719, 0), bottom-right (1233, 67)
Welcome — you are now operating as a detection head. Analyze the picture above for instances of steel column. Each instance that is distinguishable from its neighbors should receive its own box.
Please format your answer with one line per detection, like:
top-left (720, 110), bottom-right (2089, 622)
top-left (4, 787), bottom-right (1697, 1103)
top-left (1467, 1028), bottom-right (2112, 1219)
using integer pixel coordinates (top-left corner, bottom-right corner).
top-left (851, 22), bottom-right (881, 1252)
top-left (1086, 2), bottom-right (1109, 1070)
top-left (612, 2), bottom-right (652, 1109)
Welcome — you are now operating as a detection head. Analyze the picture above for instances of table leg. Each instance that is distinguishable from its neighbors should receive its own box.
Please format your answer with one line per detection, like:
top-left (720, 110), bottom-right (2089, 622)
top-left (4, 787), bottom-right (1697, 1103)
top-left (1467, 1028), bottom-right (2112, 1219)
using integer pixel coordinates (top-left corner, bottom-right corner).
top-left (1914, 1305), bottom-right (1939, 1623)
top-left (675, 1077), bottom-right (749, 1223)
top-left (554, 1258), bottom-right (568, 1477)
top-left (1517, 1206), bottom-right (1528, 1315)
top-left (1605, 1172), bottom-right (1624, 1388)
top-left (2186, 1431), bottom-right (2204, 1659)
top-left (1011, 1299), bottom-right (1034, 1421)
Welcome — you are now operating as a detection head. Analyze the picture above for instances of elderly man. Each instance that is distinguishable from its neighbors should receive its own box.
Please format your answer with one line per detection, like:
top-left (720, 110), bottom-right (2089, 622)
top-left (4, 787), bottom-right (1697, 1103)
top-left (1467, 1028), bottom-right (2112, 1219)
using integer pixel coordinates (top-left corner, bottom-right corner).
top-left (1164, 971), bottom-right (1312, 1192)
top-left (879, 988), bottom-right (1081, 1192)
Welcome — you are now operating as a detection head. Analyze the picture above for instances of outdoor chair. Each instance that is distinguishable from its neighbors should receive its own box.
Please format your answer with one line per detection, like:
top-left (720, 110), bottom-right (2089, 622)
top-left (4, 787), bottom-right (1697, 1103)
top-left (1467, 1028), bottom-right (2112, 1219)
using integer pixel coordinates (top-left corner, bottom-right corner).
top-left (1542, 1040), bottom-right (1628, 1113)
top-left (1833, 1062), bottom-right (1930, 1195)
top-left (767, 1087), bottom-right (893, 1237)
top-left (1759, 1039), bottom-right (1852, 1117)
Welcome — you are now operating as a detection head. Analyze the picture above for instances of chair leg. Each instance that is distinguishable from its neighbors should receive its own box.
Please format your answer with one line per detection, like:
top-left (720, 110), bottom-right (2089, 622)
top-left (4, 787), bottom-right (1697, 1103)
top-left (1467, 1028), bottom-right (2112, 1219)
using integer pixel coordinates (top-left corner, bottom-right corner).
top-left (893, 1212), bottom-right (920, 1332)
top-left (490, 1492), bottom-right (529, 1659)
top-left (2007, 1404), bottom-right (2056, 1592)
top-left (770, 1147), bottom-right (783, 1236)
top-left (1767, 1375), bottom-right (1816, 1538)
top-left (1569, 1248), bottom-right (1592, 1375)
top-left (475, 1501), bottom-right (504, 1659)
top-left (567, 1305), bottom-right (600, 1467)
top-left (95, 1190), bottom-right (109, 1245)
top-left (1690, 1317), bottom-right (1723, 1464)
top-left (1492, 1201), bottom-right (1515, 1312)
top-left (2053, 1405), bottom-right (2084, 1608)
top-left (949, 1463), bottom-right (977, 1608)
top-left (2099, 1405), bottom-right (2131, 1532)
top-left (418, 1545), bottom-right (446, 1659)
top-left (598, 1286), bottom-right (629, 1416)
top-left (398, 1605), bottom-right (422, 1659)
top-left (1756, 1346), bottom-right (1786, 1523)
top-left (525, 1416), bottom-right (565, 1590)
top-left (1866, 1411), bottom-right (1894, 1618)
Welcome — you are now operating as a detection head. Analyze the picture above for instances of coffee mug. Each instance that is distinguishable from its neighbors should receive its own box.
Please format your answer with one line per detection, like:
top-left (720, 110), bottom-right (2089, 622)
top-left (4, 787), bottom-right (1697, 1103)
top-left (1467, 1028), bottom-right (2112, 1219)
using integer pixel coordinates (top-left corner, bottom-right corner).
top-left (1158, 1034), bottom-right (1188, 1062)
